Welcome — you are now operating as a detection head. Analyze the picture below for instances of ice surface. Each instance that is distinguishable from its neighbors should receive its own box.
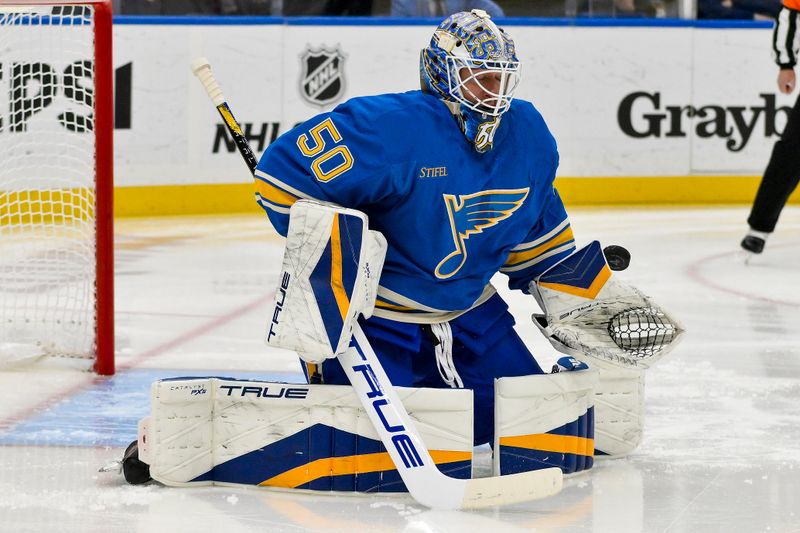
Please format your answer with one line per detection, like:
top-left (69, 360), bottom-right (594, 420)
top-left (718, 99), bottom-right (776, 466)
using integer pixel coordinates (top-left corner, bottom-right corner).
top-left (0, 207), bottom-right (798, 532)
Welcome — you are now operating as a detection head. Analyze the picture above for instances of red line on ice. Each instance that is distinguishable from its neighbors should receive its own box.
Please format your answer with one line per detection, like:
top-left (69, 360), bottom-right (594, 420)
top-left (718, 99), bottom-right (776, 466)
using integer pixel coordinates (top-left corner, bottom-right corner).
top-left (0, 292), bottom-right (272, 431)
top-left (118, 291), bottom-right (273, 369)
top-left (685, 247), bottom-right (799, 308)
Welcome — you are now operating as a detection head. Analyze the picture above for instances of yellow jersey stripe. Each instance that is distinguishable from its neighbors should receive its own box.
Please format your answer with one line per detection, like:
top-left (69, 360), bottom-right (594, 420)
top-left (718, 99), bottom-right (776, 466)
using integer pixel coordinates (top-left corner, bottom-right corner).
top-left (256, 196), bottom-right (291, 215)
top-left (505, 227), bottom-right (575, 266)
top-left (500, 243), bottom-right (575, 273)
top-left (511, 219), bottom-right (570, 251)
top-left (254, 177), bottom-right (298, 207)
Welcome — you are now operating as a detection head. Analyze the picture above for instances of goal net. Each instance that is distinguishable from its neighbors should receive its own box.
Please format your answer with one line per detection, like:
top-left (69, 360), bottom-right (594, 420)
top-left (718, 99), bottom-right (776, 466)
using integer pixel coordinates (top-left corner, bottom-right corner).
top-left (0, 1), bottom-right (114, 374)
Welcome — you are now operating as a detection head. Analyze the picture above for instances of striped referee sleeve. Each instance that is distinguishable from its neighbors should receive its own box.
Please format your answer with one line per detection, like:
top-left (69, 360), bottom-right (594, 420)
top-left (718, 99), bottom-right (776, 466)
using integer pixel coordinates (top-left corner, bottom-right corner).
top-left (774, 4), bottom-right (800, 68)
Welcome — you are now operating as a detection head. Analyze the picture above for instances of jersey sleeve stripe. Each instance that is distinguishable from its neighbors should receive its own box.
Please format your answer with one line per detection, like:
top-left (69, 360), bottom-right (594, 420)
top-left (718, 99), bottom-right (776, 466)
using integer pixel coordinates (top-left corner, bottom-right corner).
top-left (510, 219), bottom-right (571, 251)
top-left (775, 6), bottom-right (799, 67)
top-left (504, 226), bottom-right (575, 267)
top-left (500, 242), bottom-right (576, 273)
top-left (255, 169), bottom-right (320, 202)
top-left (256, 195), bottom-right (291, 214)
top-left (254, 176), bottom-right (299, 208)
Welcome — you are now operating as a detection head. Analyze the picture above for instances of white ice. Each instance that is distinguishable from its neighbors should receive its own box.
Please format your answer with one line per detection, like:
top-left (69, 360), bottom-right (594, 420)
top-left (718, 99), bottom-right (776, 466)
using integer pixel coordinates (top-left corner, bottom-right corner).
top-left (0, 206), bottom-right (798, 533)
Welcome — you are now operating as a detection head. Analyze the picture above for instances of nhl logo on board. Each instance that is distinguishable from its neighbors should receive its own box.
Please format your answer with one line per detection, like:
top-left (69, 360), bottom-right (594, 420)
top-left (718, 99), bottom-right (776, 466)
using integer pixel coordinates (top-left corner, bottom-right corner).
top-left (299, 45), bottom-right (346, 107)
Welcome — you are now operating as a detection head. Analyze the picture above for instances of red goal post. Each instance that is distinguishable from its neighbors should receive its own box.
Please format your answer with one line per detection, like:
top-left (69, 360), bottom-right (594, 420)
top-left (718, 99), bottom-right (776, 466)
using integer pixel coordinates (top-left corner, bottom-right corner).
top-left (0, 0), bottom-right (114, 375)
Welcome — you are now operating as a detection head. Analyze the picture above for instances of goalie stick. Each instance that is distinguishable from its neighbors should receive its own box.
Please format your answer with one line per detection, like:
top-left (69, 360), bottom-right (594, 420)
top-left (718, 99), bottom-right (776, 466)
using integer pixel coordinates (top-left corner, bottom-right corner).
top-left (190, 58), bottom-right (563, 509)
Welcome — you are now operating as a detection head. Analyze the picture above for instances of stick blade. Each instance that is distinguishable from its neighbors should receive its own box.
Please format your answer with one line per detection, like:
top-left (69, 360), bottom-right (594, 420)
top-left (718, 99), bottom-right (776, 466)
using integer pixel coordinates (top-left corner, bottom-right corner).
top-left (460, 467), bottom-right (563, 509)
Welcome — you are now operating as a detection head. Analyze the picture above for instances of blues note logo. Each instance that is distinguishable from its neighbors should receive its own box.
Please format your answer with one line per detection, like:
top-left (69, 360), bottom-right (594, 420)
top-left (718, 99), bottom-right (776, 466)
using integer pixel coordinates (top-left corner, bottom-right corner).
top-left (435, 188), bottom-right (529, 279)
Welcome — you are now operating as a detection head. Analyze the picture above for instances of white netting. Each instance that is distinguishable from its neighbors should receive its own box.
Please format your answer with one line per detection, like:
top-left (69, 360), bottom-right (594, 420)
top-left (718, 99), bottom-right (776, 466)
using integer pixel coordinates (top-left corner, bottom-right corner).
top-left (607, 306), bottom-right (680, 358)
top-left (0, 5), bottom-right (98, 366)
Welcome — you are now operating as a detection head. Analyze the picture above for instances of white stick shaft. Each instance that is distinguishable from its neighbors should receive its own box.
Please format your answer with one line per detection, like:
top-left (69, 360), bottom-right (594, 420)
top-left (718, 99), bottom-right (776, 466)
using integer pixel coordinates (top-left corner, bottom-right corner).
top-left (342, 324), bottom-right (563, 509)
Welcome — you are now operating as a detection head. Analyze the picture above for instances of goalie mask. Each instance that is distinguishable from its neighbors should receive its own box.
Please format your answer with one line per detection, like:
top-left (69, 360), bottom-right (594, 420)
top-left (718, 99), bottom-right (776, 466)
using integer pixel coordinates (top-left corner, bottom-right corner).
top-left (420, 9), bottom-right (521, 153)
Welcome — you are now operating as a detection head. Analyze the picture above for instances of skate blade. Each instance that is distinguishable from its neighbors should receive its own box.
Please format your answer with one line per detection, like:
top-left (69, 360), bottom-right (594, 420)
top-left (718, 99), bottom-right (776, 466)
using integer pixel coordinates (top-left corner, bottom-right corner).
top-left (98, 460), bottom-right (123, 474)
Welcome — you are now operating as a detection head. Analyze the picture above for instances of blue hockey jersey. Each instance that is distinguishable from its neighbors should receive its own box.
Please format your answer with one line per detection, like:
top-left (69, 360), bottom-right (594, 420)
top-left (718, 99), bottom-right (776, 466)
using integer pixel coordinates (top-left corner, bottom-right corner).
top-left (255, 91), bottom-right (575, 323)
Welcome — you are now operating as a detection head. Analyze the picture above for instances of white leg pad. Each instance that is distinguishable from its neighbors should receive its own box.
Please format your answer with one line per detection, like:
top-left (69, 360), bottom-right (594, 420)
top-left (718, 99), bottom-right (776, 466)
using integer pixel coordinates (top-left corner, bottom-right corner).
top-left (494, 370), bottom-right (598, 476)
top-left (138, 377), bottom-right (473, 493)
top-left (591, 357), bottom-right (646, 457)
top-left (265, 200), bottom-right (386, 362)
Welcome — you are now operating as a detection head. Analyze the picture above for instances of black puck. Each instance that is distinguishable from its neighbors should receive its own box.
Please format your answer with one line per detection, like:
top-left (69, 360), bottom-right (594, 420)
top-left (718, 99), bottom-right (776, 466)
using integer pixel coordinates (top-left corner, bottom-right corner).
top-left (603, 245), bottom-right (631, 271)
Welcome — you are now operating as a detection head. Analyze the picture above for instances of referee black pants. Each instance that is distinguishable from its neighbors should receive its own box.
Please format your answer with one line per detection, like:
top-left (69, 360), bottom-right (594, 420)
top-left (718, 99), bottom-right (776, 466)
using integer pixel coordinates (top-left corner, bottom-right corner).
top-left (747, 92), bottom-right (800, 233)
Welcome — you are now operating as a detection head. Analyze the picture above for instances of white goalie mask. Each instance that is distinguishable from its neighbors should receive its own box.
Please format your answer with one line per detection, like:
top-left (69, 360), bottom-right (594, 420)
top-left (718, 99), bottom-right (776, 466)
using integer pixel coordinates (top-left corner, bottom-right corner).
top-left (441, 43), bottom-right (521, 117)
top-left (421, 10), bottom-right (521, 117)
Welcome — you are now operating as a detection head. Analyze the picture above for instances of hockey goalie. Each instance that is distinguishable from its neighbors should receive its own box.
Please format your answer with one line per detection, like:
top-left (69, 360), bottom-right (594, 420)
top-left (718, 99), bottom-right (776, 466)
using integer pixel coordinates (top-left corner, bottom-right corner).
top-left (117, 10), bottom-right (683, 508)
top-left (121, 201), bottom-right (681, 493)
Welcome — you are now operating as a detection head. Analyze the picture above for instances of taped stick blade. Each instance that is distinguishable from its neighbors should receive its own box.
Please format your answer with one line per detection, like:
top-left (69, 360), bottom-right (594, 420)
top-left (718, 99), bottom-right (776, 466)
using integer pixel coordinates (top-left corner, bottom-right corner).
top-left (460, 467), bottom-right (563, 509)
